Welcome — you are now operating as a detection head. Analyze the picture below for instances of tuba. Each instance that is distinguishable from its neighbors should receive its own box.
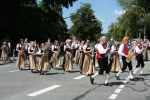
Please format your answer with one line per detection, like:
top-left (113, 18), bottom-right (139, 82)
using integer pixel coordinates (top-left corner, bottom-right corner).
top-left (126, 48), bottom-right (134, 63)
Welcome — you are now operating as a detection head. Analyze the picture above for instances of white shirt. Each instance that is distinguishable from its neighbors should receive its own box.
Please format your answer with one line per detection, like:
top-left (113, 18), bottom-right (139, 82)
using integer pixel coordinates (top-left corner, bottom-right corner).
top-left (64, 44), bottom-right (72, 51)
top-left (95, 44), bottom-right (98, 48)
top-left (52, 45), bottom-right (60, 51)
top-left (83, 45), bottom-right (91, 50)
top-left (111, 45), bottom-right (116, 52)
top-left (28, 46), bottom-right (37, 52)
top-left (24, 42), bottom-right (30, 50)
top-left (79, 44), bottom-right (84, 50)
top-left (97, 44), bottom-right (107, 54)
top-left (118, 44), bottom-right (126, 56)
top-left (134, 45), bottom-right (142, 54)
top-left (71, 42), bottom-right (77, 49)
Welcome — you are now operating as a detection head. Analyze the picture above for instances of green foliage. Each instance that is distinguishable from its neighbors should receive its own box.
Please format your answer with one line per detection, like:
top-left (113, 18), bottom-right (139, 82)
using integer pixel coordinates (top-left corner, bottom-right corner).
top-left (0, 0), bottom-right (77, 48)
top-left (115, 0), bottom-right (150, 39)
top-left (69, 3), bottom-right (102, 41)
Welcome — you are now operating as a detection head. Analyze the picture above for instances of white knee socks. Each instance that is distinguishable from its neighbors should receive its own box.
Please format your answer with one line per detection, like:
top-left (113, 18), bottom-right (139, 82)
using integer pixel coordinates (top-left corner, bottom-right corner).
top-left (116, 69), bottom-right (122, 76)
top-left (129, 70), bottom-right (133, 79)
top-left (140, 68), bottom-right (144, 74)
top-left (92, 72), bottom-right (99, 78)
top-left (105, 74), bottom-right (109, 84)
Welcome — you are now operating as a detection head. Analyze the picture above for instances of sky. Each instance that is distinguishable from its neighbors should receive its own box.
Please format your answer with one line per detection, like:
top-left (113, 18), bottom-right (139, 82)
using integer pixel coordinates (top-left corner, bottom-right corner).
top-left (63, 0), bottom-right (126, 33)
top-left (37, 0), bottom-right (125, 33)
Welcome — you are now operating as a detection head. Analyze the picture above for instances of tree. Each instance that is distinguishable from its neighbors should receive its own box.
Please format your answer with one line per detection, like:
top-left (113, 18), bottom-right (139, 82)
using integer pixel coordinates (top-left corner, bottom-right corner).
top-left (0, 0), bottom-right (77, 49)
top-left (69, 3), bottom-right (102, 40)
top-left (115, 0), bottom-right (150, 39)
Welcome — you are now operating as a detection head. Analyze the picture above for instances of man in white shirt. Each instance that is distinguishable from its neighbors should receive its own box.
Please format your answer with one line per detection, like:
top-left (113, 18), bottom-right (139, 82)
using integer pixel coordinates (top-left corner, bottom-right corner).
top-left (90, 36), bottom-right (113, 86)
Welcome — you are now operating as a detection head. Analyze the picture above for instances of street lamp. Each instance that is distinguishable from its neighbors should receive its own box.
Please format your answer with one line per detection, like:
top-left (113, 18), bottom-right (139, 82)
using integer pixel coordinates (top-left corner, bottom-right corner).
top-left (131, 5), bottom-right (146, 39)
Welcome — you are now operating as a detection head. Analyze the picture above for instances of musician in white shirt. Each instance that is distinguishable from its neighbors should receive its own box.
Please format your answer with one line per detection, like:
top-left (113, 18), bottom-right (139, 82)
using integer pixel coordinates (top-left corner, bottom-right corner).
top-left (62, 39), bottom-right (73, 71)
top-left (28, 41), bottom-right (37, 73)
top-left (115, 36), bottom-right (135, 81)
top-left (90, 36), bottom-right (113, 86)
top-left (133, 39), bottom-right (145, 76)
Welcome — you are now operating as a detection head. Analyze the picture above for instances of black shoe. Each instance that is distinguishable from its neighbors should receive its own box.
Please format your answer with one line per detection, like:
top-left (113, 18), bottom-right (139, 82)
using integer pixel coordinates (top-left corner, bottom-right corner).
top-left (140, 74), bottom-right (146, 76)
top-left (80, 71), bottom-right (82, 75)
top-left (20, 68), bottom-right (23, 70)
top-left (130, 78), bottom-right (136, 81)
top-left (104, 83), bottom-right (113, 86)
top-left (115, 75), bottom-right (120, 80)
top-left (90, 76), bottom-right (94, 84)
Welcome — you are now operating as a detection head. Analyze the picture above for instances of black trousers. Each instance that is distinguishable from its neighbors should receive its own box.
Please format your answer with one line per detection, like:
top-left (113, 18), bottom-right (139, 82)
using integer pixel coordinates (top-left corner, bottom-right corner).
top-left (62, 54), bottom-right (66, 69)
top-left (98, 59), bottom-right (109, 74)
top-left (48, 50), bottom-right (52, 61)
top-left (72, 49), bottom-right (76, 58)
top-left (108, 54), bottom-right (113, 71)
top-left (25, 50), bottom-right (29, 60)
top-left (121, 56), bottom-right (132, 71)
top-left (136, 56), bottom-right (144, 68)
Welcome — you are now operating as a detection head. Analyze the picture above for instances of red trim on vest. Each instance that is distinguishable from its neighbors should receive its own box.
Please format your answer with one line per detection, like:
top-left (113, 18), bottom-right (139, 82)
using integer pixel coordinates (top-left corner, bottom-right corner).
top-left (123, 44), bottom-right (128, 55)
top-left (97, 44), bottom-right (106, 59)
top-left (135, 46), bottom-right (142, 56)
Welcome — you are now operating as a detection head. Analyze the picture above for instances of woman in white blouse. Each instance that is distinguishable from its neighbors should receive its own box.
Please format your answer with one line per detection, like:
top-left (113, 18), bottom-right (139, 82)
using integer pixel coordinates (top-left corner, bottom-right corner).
top-left (110, 41), bottom-right (121, 72)
top-left (28, 41), bottom-right (37, 73)
top-left (81, 39), bottom-right (94, 75)
top-left (62, 39), bottom-right (73, 72)
top-left (51, 40), bottom-right (60, 69)
top-left (37, 43), bottom-right (51, 75)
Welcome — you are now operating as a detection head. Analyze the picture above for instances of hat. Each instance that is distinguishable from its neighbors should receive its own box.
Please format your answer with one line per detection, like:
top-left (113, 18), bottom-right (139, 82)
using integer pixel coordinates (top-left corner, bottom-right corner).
top-left (66, 39), bottom-right (71, 43)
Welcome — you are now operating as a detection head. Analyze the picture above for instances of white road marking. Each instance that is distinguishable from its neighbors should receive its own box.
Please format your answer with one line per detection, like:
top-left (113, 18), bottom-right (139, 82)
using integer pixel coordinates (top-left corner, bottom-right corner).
top-left (109, 94), bottom-right (117, 99)
top-left (73, 75), bottom-right (86, 79)
top-left (119, 85), bottom-right (125, 88)
top-left (9, 70), bottom-right (19, 72)
top-left (114, 89), bottom-right (122, 93)
top-left (27, 85), bottom-right (61, 97)
top-left (109, 67), bottom-right (139, 99)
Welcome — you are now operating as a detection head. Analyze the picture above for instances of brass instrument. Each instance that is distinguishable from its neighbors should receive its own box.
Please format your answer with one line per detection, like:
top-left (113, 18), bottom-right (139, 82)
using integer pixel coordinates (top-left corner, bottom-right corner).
top-left (126, 48), bottom-right (134, 63)
top-left (19, 46), bottom-right (25, 56)
top-left (41, 43), bottom-right (50, 61)
top-left (57, 48), bottom-right (60, 56)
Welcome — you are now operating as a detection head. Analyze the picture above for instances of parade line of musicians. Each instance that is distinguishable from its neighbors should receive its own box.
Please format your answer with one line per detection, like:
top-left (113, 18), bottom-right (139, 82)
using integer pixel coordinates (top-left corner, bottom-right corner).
top-left (15, 36), bottom-right (147, 86)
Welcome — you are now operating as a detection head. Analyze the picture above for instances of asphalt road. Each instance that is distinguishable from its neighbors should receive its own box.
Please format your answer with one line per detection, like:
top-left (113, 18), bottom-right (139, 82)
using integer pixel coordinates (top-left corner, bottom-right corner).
top-left (0, 54), bottom-right (150, 100)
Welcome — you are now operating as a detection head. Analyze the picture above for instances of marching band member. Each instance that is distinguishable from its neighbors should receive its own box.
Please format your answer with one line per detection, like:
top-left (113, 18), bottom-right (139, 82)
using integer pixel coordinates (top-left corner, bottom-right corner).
top-left (93, 39), bottom-right (100, 68)
top-left (115, 36), bottom-right (135, 81)
top-left (62, 39), bottom-right (73, 72)
top-left (24, 38), bottom-right (30, 64)
top-left (45, 38), bottom-right (53, 61)
top-left (16, 39), bottom-right (26, 70)
top-left (81, 39), bottom-right (94, 75)
top-left (78, 40), bottom-right (85, 74)
top-left (143, 36), bottom-right (149, 61)
top-left (133, 39), bottom-right (146, 76)
top-left (37, 43), bottom-right (51, 75)
top-left (74, 40), bottom-right (80, 64)
top-left (110, 41), bottom-right (121, 72)
top-left (71, 37), bottom-right (77, 62)
top-left (51, 40), bottom-right (61, 69)
top-left (90, 36), bottom-right (113, 86)
top-left (28, 41), bottom-right (37, 73)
